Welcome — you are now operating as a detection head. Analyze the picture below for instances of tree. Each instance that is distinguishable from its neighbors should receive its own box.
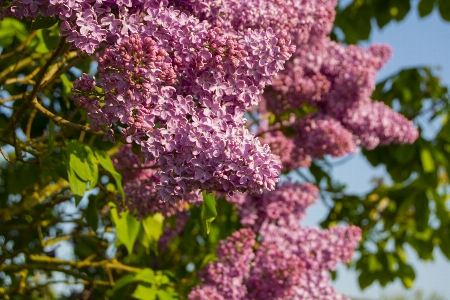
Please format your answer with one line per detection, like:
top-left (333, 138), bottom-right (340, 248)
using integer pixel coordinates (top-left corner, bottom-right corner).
top-left (0, 0), bottom-right (446, 299)
top-left (320, 0), bottom-right (450, 290)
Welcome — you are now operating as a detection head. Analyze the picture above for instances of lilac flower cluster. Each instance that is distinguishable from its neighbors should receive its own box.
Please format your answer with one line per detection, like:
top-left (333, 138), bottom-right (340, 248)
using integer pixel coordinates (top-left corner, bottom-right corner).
top-left (259, 130), bottom-right (311, 172)
top-left (264, 38), bottom-right (418, 161)
top-left (69, 1), bottom-right (295, 201)
top-left (189, 228), bottom-right (256, 300)
top-left (294, 114), bottom-right (357, 158)
top-left (112, 145), bottom-right (202, 219)
top-left (169, 0), bottom-right (337, 44)
top-left (228, 181), bottom-right (318, 232)
top-left (192, 183), bottom-right (362, 299)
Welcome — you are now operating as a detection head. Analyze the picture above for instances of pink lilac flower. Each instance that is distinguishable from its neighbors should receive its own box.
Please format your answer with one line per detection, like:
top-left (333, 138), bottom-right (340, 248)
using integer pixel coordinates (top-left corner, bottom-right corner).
top-left (228, 181), bottom-right (318, 232)
top-left (71, 7), bottom-right (293, 201)
top-left (112, 145), bottom-right (202, 219)
top-left (293, 113), bottom-right (357, 158)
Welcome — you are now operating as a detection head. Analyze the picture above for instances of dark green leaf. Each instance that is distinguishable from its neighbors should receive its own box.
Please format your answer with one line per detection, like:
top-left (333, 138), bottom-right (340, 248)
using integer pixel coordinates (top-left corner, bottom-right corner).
top-left (418, 0), bottom-right (435, 17)
top-left (109, 273), bottom-right (136, 300)
top-left (30, 15), bottom-right (58, 31)
top-left (95, 150), bottom-right (125, 200)
top-left (438, 0), bottom-right (450, 21)
top-left (358, 270), bottom-right (376, 290)
top-left (398, 263), bottom-right (415, 288)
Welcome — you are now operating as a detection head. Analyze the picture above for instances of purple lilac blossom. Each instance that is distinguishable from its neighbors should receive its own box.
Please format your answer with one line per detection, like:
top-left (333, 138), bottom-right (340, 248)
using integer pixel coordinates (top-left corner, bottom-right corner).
top-left (228, 181), bottom-right (318, 232)
top-left (71, 11), bottom-right (293, 200)
top-left (192, 183), bottom-right (362, 299)
top-left (112, 145), bottom-right (202, 219)
top-left (190, 228), bottom-right (256, 300)
top-left (293, 113), bottom-right (357, 158)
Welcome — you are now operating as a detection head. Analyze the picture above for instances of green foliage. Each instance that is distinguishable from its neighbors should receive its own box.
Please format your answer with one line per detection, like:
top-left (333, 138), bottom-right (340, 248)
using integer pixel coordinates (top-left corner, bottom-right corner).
top-left (320, 66), bottom-right (450, 289)
top-left (334, 0), bottom-right (449, 44)
top-left (201, 191), bottom-right (217, 234)
top-left (95, 149), bottom-right (125, 200)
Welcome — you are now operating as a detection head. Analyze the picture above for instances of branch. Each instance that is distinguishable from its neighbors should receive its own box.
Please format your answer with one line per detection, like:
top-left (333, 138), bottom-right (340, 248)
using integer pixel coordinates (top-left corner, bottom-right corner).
top-left (0, 179), bottom-right (70, 221)
top-left (29, 97), bottom-right (106, 136)
top-left (1, 36), bottom-right (67, 141)
top-left (0, 31), bottom-right (37, 60)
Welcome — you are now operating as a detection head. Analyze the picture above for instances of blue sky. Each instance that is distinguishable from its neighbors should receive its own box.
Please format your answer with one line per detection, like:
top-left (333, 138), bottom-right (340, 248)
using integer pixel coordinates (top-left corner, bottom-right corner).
top-left (302, 5), bottom-right (450, 299)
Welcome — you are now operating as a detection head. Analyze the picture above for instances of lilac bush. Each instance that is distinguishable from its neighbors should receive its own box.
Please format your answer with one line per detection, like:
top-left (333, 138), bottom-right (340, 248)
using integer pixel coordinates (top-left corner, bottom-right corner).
top-left (1, 0), bottom-right (419, 298)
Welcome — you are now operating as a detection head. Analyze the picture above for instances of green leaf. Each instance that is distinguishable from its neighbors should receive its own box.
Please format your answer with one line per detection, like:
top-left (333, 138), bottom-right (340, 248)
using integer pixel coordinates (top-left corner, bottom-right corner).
top-left (0, 18), bottom-right (28, 47)
top-left (41, 25), bottom-right (59, 50)
top-left (30, 15), bottom-right (58, 31)
top-left (84, 145), bottom-right (98, 190)
top-left (399, 264), bottom-right (415, 288)
top-left (420, 148), bottom-right (435, 173)
top-left (65, 140), bottom-right (98, 203)
top-left (95, 150), bottom-right (125, 200)
top-left (60, 74), bottom-right (73, 96)
top-left (66, 140), bottom-right (91, 181)
top-left (42, 152), bottom-right (68, 181)
top-left (65, 155), bottom-right (87, 205)
top-left (141, 213), bottom-right (164, 252)
top-left (201, 191), bottom-right (217, 234)
top-left (109, 273), bottom-right (136, 300)
top-left (438, 0), bottom-right (450, 21)
top-left (156, 289), bottom-right (178, 300)
top-left (110, 206), bottom-right (140, 255)
top-left (135, 269), bottom-right (156, 284)
top-left (35, 30), bottom-right (51, 53)
top-left (132, 284), bottom-right (157, 300)
top-left (418, 0), bottom-right (435, 17)
top-left (358, 270), bottom-right (376, 290)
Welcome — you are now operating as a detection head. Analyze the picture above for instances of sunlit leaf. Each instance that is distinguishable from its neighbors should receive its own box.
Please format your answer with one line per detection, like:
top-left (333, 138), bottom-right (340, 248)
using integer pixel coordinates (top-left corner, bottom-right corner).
top-left (201, 191), bottom-right (217, 234)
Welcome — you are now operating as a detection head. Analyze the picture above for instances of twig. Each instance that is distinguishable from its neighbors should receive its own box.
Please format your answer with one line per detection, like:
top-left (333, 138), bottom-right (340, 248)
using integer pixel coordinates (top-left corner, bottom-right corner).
top-left (39, 54), bottom-right (89, 91)
top-left (26, 108), bottom-right (38, 140)
top-left (29, 97), bottom-right (106, 136)
top-left (0, 148), bottom-right (12, 163)
top-left (0, 93), bottom-right (25, 105)
top-left (0, 31), bottom-right (37, 60)
top-left (1, 36), bottom-right (66, 141)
